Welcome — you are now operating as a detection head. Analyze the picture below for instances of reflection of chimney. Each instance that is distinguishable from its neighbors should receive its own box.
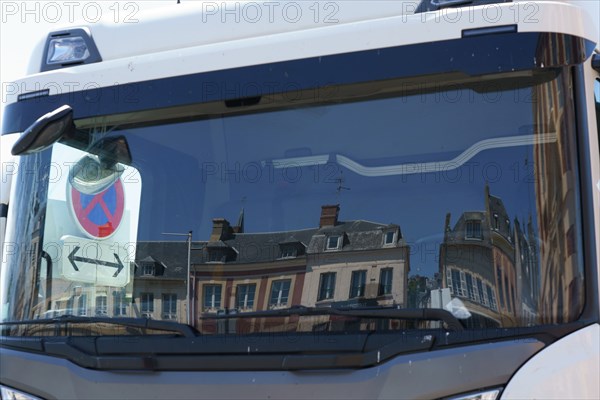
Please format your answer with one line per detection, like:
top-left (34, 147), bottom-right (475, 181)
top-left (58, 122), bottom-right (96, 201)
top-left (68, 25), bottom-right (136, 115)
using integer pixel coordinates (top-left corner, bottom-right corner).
top-left (210, 218), bottom-right (234, 241)
top-left (320, 205), bottom-right (340, 228)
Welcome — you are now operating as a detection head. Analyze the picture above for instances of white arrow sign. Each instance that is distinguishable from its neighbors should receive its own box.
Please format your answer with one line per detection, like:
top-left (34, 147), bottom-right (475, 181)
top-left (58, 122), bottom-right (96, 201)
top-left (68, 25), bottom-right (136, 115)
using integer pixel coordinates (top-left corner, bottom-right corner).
top-left (60, 235), bottom-right (131, 287)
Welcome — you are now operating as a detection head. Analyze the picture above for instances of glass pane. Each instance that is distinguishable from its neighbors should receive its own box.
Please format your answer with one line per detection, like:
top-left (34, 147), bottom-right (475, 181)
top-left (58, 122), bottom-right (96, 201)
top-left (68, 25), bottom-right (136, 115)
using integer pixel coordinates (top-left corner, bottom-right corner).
top-left (1, 67), bottom-right (584, 335)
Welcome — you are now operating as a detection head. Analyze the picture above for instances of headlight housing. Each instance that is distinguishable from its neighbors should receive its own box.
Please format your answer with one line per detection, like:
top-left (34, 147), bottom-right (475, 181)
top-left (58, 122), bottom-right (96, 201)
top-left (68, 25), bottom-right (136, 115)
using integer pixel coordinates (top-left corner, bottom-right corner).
top-left (445, 387), bottom-right (502, 400)
top-left (0, 385), bottom-right (43, 400)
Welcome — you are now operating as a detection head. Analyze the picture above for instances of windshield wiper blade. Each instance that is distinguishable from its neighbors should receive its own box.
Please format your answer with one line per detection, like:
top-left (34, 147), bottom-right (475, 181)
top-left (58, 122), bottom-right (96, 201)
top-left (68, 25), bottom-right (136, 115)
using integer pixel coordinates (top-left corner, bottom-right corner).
top-left (0, 315), bottom-right (197, 338)
top-left (208, 306), bottom-right (464, 331)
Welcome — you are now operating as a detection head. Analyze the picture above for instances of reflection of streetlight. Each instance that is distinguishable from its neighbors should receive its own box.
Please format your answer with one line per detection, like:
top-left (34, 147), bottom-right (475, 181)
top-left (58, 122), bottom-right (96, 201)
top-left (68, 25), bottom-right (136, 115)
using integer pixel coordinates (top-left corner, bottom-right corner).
top-left (162, 231), bottom-right (192, 325)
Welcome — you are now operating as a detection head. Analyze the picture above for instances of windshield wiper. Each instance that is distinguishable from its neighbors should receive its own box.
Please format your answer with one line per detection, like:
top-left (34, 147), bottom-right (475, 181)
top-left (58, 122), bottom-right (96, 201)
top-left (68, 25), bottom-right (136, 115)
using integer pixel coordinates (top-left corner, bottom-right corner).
top-left (0, 315), bottom-right (197, 338)
top-left (207, 306), bottom-right (464, 331)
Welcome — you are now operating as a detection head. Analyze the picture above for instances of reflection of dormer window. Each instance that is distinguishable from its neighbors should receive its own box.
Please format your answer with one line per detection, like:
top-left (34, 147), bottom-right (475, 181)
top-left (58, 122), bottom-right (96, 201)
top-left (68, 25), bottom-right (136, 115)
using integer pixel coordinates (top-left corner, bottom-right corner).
top-left (384, 231), bottom-right (395, 245)
top-left (280, 246), bottom-right (297, 259)
top-left (208, 250), bottom-right (224, 262)
top-left (326, 235), bottom-right (341, 250)
top-left (142, 263), bottom-right (155, 276)
top-left (465, 220), bottom-right (482, 239)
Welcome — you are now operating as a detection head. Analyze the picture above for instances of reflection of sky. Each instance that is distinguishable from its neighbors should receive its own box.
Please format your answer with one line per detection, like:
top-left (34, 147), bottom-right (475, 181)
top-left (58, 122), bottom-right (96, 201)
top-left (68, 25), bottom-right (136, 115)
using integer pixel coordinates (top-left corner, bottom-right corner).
top-left (119, 84), bottom-right (544, 280)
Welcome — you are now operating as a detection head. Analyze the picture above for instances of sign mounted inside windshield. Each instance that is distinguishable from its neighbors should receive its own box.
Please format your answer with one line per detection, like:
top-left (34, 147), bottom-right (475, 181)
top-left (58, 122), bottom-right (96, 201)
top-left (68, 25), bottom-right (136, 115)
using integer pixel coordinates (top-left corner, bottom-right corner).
top-left (43, 143), bottom-right (141, 288)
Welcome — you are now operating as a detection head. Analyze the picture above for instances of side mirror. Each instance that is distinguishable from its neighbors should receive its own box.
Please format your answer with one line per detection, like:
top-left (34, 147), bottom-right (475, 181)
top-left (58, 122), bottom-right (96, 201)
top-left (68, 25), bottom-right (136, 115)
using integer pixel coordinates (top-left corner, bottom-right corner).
top-left (11, 105), bottom-right (75, 156)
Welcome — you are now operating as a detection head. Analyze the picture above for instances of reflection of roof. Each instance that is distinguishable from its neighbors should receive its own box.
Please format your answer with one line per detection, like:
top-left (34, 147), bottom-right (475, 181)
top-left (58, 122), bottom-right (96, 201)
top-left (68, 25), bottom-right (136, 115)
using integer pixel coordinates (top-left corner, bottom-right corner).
top-left (136, 219), bottom-right (405, 267)
top-left (206, 241), bottom-right (231, 248)
top-left (203, 219), bottom-right (403, 264)
top-left (308, 220), bottom-right (401, 253)
top-left (280, 235), bottom-right (304, 245)
top-left (216, 229), bottom-right (317, 264)
top-left (134, 241), bottom-right (203, 279)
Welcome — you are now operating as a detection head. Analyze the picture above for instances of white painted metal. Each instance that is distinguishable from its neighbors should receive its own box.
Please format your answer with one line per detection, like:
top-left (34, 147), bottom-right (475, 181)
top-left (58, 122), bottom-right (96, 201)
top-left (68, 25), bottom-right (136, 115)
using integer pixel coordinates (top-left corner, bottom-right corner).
top-left (3, 1), bottom-right (597, 117)
top-left (1, 1), bottom-right (599, 397)
top-left (0, 134), bottom-right (18, 263)
top-left (501, 324), bottom-right (600, 399)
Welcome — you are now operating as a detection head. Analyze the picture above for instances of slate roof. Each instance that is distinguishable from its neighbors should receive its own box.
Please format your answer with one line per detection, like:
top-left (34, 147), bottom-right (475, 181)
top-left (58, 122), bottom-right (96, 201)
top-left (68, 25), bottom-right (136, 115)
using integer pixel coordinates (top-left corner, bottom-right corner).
top-left (134, 219), bottom-right (404, 269)
top-left (213, 228), bottom-right (317, 264)
top-left (308, 220), bottom-right (401, 253)
top-left (200, 219), bottom-right (402, 265)
top-left (134, 241), bottom-right (204, 280)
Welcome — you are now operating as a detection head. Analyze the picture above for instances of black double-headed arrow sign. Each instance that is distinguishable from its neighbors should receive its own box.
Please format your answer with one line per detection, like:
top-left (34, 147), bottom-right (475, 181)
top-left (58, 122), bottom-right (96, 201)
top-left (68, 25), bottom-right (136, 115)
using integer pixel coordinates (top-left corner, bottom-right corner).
top-left (68, 246), bottom-right (125, 277)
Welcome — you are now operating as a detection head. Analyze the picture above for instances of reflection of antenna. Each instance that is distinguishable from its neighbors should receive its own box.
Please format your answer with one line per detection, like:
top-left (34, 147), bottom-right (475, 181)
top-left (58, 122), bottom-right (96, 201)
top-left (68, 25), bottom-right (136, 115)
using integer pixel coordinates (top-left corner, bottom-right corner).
top-left (336, 171), bottom-right (351, 195)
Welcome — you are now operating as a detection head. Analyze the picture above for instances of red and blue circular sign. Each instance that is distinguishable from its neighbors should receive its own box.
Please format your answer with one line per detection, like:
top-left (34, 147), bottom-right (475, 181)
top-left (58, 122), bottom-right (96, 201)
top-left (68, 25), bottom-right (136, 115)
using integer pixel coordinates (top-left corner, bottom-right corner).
top-left (69, 179), bottom-right (125, 239)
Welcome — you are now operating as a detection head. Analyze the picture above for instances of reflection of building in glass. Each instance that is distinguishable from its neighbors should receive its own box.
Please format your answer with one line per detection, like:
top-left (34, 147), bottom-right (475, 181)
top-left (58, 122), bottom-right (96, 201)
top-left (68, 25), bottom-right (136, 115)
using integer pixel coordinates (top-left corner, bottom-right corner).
top-left (131, 242), bottom-right (197, 321)
top-left (514, 218), bottom-right (540, 325)
top-left (302, 205), bottom-right (409, 309)
top-left (191, 205), bottom-right (409, 332)
top-left (124, 205), bottom-right (409, 331)
top-left (531, 59), bottom-right (583, 324)
top-left (194, 211), bottom-right (311, 333)
top-left (439, 186), bottom-right (539, 327)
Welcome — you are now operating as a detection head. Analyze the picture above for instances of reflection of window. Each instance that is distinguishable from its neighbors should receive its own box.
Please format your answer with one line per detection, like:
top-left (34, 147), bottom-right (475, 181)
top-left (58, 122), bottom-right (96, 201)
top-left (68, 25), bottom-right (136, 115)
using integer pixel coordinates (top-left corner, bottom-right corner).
top-left (318, 272), bottom-right (336, 301)
top-left (476, 278), bottom-right (487, 306)
top-left (510, 285), bottom-right (516, 315)
top-left (280, 246), bottom-right (296, 259)
top-left (466, 220), bottom-right (482, 239)
top-left (505, 275), bottom-right (511, 313)
top-left (326, 235), bottom-right (341, 250)
top-left (141, 293), bottom-right (154, 316)
top-left (270, 280), bottom-right (291, 307)
top-left (378, 268), bottom-right (393, 295)
top-left (449, 269), bottom-right (466, 297)
top-left (466, 273), bottom-right (475, 301)
top-left (77, 294), bottom-right (87, 316)
top-left (236, 284), bottom-right (256, 310)
top-left (203, 284), bottom-right (222, 311)
top-left (113, 291), bottom-right (127, 316)
top-left (384, 231), bottom-right (395, 245)
top-left (496, 266), bottom-right (505, 309)
top-left (487, 285), bottom-right (498, 311)
top-left (142, 263), bottom-right (154, 276)
top-left (349, 270), bottom-right (367, 298)
top-left (162, 294), bottom-right (177, 320)
top-left (95, 295), bottom-right (107, 316)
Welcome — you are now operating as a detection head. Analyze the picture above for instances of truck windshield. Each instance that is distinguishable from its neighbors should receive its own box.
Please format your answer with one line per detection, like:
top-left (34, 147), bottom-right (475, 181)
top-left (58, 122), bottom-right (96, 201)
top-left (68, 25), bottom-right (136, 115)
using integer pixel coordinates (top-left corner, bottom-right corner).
top-left (1, 67), bottom-right (584, 336)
